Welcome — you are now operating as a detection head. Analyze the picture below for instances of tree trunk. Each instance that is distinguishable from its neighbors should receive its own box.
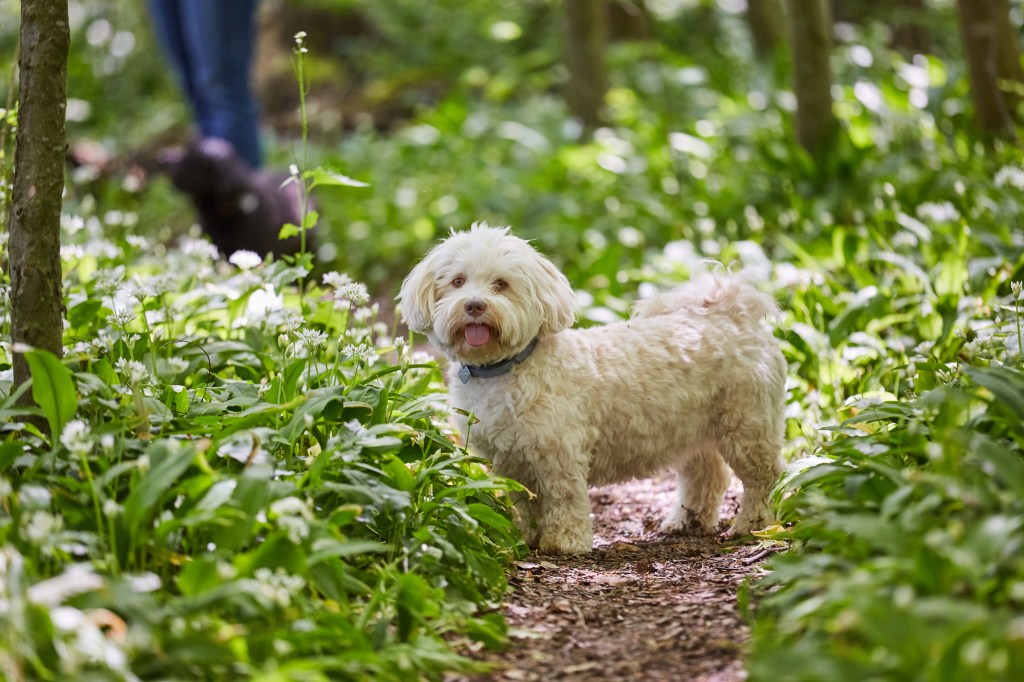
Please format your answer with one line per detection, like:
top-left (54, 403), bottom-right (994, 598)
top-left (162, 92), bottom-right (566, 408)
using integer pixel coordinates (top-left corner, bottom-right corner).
top-left (891, 0), bottom-right (930, 55)
top-left (608, 0), bottom-right (649, 42)
top-left (786, 0), bottom-right (836, 157)
top-left (9, 0), bottom-right (69, 396)
top-left (565, 0), bottom-right (608, 131)
top-left (956, 0), bottom-right (1022, 140)
top-left (747, 0), bottom-right (785, 59)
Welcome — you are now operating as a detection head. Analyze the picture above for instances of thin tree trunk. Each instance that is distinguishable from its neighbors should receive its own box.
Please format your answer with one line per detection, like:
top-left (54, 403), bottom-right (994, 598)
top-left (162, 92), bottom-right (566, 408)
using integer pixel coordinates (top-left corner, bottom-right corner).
top-left (786, 0), bottom-right (836, 157)
top-left (608, 0), bottom-right (649, 42)
top-left (9, 0), bottom-right (69, 396)
top-left (565, 0), bottom-right (608, 131)
top-left (993, 0), bottom-right (1024, 116)
top-left (747, 0), bottom-right (785, 59)
top-left (891, 0), bottom-right (930, 55)
top-left (956, 0), bottom-right (1021, 140)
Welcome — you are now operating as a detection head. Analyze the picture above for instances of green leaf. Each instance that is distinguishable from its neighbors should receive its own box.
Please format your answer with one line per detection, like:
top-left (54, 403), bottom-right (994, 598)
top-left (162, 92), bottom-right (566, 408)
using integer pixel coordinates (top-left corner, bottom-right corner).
top-left (24, 349), bottom-right (78, 438)
top-left (0, 442), bottom-right (26, 469)
top-left (304, 167), bottom-right (370, 189)
top-left (467, 503), bottom-right (513, 531)
top-left (383, 456), bottom-right (415, 491)
top-left (123, 441), bottom-right (197, 530)
top-left (91, 358), bottom-right (120, 386)
top-left (307, 539), bottom-right (385, 565)
top-left (67, 299), bottom-right (106, 329)
top-left (967, 366), bottom-right (1024, 422)
top-left (465, 612), bottom-right (508, 649)
top-left (279, 222), bottom-right (301, 240)
top-left (302, 210), bottom-right (319, 229)
top-left (282, 358), bottom-right (307, 402)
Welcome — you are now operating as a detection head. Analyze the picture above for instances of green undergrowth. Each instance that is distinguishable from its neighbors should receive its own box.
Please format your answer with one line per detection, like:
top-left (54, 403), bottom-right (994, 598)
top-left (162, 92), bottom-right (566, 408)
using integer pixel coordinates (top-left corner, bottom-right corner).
top-left (0, 230), bottom-right (525, 679)
top-left (747, 364), bottom-right (1024, 681)
top-left (4, 1), bottom-right (1024, 679)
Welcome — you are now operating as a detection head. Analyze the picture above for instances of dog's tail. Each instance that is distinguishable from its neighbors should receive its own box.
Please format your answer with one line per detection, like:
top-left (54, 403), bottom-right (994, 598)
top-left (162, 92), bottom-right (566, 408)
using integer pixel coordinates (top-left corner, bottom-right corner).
top-left (631, 271), bottom-right (780, 326)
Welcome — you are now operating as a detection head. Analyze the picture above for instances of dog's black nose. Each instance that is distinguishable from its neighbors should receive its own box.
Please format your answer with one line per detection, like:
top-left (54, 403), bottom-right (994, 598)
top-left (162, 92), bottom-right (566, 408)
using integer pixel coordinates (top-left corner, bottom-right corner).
top-left (464, 299), bottom-right (487, 317)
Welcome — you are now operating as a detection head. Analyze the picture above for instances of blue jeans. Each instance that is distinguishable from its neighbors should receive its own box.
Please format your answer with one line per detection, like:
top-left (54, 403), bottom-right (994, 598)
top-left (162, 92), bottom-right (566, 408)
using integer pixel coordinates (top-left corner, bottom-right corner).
top-left (147, 0), bottom-right (262, 168)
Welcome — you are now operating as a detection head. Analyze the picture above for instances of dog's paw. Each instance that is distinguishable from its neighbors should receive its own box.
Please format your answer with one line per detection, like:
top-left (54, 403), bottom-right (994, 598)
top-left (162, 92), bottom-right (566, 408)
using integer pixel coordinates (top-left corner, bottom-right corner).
top-left (728, 509), bottom-right (771, 537)
top-left (538, 530), bottom-right (592, 555)
top-left (660, 506), bottom-right (716, 536)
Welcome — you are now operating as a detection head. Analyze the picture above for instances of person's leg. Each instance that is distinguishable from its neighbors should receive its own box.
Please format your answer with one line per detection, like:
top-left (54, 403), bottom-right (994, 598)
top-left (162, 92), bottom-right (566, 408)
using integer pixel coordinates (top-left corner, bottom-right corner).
top-left (147, 0), bottom-right (201, 108)
top-left (177, 0), bottom-right (263, 168)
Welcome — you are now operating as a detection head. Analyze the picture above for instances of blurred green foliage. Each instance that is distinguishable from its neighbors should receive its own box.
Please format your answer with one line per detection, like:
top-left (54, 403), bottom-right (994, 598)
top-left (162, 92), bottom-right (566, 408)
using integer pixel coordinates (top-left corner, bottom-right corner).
top-left (3, 0), bottom-right (1024, 678)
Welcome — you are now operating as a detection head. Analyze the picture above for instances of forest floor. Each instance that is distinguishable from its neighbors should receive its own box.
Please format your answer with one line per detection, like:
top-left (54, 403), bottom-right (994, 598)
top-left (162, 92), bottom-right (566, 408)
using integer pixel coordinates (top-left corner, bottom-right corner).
top-left (452, 476), bottom-right (776, 681)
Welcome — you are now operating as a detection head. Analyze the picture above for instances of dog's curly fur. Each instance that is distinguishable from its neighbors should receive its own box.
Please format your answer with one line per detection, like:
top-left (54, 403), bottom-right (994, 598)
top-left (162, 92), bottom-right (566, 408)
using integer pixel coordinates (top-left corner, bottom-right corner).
top-left (399, 223), bottom-right (787, 554)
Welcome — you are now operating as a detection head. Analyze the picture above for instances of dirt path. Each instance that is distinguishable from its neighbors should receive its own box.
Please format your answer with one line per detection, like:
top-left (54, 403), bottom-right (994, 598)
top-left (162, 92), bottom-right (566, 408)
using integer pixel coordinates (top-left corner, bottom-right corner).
top-left (456, 476), bottom-right (774, 681)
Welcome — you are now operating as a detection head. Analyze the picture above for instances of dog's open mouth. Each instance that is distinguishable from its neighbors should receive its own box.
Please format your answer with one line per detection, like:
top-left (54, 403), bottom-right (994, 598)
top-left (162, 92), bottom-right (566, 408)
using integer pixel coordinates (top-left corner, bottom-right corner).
top-left (463, 324), bottom-right (492, 347)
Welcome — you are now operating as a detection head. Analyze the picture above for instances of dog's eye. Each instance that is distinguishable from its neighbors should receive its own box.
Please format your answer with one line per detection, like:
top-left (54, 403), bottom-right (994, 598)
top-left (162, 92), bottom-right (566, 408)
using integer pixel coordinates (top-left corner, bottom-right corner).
top-left (452, 276), bottom-right (465, 288)
top-left (494, 279), bottom-right (508, 291)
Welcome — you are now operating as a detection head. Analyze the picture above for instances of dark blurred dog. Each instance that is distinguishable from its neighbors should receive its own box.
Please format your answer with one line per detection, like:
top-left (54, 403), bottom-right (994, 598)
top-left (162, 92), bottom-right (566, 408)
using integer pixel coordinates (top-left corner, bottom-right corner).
top-left (159, 137), bottom-right (314, 259)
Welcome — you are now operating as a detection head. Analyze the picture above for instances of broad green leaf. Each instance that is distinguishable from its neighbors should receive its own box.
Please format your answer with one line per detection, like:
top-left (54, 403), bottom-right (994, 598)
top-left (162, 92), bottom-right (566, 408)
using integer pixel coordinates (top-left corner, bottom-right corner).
top-left (302, 210), bottom-right (319, 229)
top-left (467, 503), bottom-right (513, 531)
top-left (383, 456), bottom-right (414, 491)
top-left (123, 441), bottom-right (196, 530)
top-left (307, 539), bottom-right (385, 565)
top-left (278, 222), bottom-right (301, 240)
top-left (967, 366), bottom-right (1024, 422)
top-left (303, 167), bottom-right (370, 189)
top-left (24, 349), bottom-right (78, 438)
top-left (282, 358), bottom-right (307, 402)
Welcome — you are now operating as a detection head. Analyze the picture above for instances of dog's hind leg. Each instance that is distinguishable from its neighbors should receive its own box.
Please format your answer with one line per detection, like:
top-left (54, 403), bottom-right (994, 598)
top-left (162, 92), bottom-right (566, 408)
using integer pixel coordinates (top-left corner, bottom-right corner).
top-left (716, 426), bottom-right (783, 535)
top-left (660, 439), bottom-right (730, 536)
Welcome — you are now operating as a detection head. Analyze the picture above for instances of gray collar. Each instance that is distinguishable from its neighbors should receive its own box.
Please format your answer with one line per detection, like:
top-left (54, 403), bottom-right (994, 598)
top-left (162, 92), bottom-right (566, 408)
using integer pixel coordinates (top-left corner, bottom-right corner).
top-left (458, 338), bottom-right (539, 384)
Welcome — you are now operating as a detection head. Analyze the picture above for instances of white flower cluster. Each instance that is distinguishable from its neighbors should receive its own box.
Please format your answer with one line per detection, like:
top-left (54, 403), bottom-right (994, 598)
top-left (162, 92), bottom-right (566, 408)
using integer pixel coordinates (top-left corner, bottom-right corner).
top-left (106, 308), bottom-right (136, 327)
top-left (251, 567), bottom-right (305, 608)
top-left (178, 238), bottom-right (220, 261)
top-left (0, 556), bottom-right (132, 678)
top-left (115, 358), bottom-right (150, 385)
top-left (335, 282), bottom-right (370, 306)
top-left (915, 201), bottom-right (960, 223)
top-left (321, 271), bottom-right (352, 289)
top-left (296, 328), bottom-right (329, 351)
top-left (21, 510), bottom-right (64, 548)
top-left (166, 357), bottom-right (189, 374)
top-left (995, 165), bottom-right (1024, 190)
top-left (269, 496), bottom-right (312, 544)
top-left (342, 343), bottom-right (379, 364)
top-left (60, 420), bottom-right (93, 457)
top-left (50, 605), bottom-right (130, 675)
top-left (228, 249), bottom-right (262, 270)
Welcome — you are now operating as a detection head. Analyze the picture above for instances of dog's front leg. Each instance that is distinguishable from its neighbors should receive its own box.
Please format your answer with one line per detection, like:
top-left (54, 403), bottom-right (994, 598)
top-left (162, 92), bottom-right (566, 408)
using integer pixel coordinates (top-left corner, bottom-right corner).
top-left (535, 464), bottom-right (592, 555)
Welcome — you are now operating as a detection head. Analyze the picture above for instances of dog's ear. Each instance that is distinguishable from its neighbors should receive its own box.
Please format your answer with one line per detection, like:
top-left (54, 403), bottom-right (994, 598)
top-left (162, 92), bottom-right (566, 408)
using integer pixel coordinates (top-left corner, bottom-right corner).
top-left (398, 250), bottom-right (440, 333)
top-left (534, 256), bottom-right (578, 337)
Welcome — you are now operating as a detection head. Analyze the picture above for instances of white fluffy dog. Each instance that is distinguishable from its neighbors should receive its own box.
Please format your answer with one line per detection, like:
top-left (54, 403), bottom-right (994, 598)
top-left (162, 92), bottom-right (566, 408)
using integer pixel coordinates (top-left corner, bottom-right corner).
top-left (399, 223), bottom-right (787, 554)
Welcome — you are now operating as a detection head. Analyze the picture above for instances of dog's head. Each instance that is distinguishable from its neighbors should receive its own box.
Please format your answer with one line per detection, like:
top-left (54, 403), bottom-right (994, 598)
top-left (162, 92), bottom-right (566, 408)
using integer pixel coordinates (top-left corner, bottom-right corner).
top-left (398, 222), bottom-right (577, 364)
top-left (159, 137), bottom-right (250, 201)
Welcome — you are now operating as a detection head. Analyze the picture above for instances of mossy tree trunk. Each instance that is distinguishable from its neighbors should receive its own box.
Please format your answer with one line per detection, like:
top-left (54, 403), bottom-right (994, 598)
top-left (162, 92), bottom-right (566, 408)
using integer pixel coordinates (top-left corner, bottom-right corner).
top-left (9, 0), bottom-right (69, 396)
top-left (747, 0), bottom-right (786, 59)
top-left (956, 0), bottom-right (1023, 141)
top-left (565, 0), bottom-right (608, 131)
top-left (786, 0), bottom-right (836, 157)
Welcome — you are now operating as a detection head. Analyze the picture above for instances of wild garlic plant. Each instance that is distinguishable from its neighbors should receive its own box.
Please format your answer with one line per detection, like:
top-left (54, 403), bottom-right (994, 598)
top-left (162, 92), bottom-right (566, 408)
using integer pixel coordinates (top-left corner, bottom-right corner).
top-left (0, 200), bottom-right (524, 679)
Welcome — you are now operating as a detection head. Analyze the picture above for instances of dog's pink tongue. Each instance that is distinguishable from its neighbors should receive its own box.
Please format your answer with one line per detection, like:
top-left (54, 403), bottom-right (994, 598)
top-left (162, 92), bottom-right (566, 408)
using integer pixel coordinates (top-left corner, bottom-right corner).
top-left (464, 324), bottom-right (491, 347)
